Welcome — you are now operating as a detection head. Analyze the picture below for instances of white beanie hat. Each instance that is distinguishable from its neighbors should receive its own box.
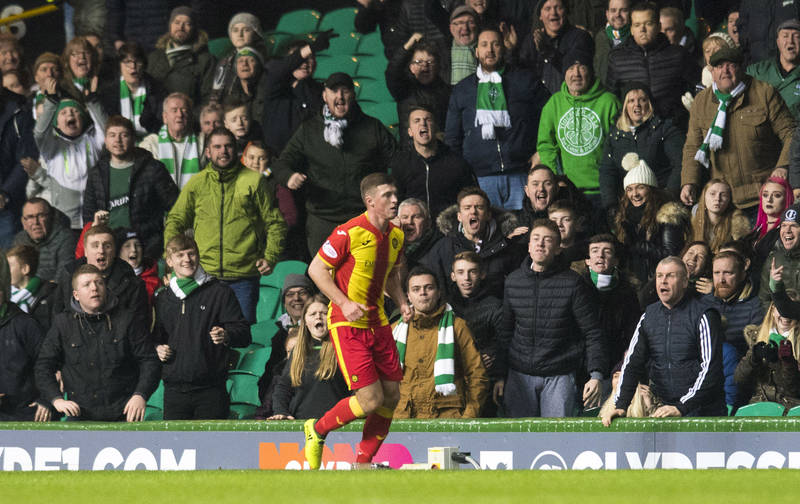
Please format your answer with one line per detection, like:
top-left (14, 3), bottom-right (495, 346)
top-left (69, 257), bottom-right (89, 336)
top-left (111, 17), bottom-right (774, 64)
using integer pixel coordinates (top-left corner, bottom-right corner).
top-left (622, 152), bottom-right (658, 189)
top-left (228, 12), bottom-right (262, 40)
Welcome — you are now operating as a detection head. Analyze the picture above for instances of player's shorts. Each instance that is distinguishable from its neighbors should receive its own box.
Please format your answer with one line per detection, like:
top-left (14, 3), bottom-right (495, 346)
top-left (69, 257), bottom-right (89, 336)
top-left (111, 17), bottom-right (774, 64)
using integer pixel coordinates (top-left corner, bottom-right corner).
top-left (329, 325), bottom-right (402, 390)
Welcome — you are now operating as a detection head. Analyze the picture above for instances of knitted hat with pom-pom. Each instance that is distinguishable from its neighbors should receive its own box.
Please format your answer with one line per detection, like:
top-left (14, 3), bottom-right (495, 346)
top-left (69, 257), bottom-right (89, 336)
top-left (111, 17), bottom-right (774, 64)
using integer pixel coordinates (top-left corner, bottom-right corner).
top-left (622, 152), bottom-right (658, 189)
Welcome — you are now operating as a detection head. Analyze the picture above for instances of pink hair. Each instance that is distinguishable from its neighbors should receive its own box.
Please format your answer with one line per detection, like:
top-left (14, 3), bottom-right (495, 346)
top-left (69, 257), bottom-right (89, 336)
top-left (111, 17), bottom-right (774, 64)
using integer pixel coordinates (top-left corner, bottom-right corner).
top-left (755, 176), bottom-right (794, 238)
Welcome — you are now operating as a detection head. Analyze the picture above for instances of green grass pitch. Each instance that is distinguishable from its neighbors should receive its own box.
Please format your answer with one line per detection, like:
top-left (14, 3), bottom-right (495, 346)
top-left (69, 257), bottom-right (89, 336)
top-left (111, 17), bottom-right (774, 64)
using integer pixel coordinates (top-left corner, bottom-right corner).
top-left (4, 469), bottom-right (800, 504)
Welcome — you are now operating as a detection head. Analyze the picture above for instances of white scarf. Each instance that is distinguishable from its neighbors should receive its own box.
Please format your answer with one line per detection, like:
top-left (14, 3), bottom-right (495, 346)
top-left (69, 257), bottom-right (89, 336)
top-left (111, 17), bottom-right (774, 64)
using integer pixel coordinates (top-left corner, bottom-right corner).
top-left (393, 304), bottom-right (457, 396)
top-left (323, 104), bottom-right (348, 148)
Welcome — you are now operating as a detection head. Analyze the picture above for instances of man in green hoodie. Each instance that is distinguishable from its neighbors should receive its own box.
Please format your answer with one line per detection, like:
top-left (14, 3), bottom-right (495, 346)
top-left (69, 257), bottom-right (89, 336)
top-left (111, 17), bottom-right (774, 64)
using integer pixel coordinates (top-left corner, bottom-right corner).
top-left (537, 51), bottom-right (620, 208)
top-left (164, 127), bottom-right (287, 323)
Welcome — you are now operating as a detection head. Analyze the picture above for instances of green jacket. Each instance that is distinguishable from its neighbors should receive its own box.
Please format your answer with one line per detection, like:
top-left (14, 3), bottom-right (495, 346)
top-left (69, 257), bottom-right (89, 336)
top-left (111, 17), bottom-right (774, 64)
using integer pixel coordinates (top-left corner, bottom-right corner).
top-left (164, 162), bottom-right (287, 280)
top-left (537, 78), bottom-right (620, 192)
top-left (747, 58), bottom-right (800, 120)
top-left (271, 107), bottom-right (397, 222)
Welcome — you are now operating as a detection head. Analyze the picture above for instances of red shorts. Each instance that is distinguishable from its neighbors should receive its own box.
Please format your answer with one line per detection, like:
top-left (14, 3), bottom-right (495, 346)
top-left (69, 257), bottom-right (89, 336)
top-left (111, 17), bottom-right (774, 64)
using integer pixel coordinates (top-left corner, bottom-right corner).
top-left (329, 325), bottom-right (402, 390)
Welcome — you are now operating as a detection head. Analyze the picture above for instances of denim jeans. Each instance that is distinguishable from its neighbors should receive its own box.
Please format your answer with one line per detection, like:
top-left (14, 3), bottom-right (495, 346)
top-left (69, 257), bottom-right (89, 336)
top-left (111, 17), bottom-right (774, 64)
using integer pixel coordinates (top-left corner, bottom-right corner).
top-left (221, 276), bottom-right (259, 324)
top-left (477, 173), bottom-right (527, 210)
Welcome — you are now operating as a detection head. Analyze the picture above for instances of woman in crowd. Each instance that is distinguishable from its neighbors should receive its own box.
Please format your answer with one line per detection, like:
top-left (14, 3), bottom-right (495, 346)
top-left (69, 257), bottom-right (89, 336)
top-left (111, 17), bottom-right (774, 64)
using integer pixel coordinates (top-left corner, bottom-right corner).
top-left (690, 179), bottom-right (750, 253)
top-left (614, 157), bottom-right (690, 288)
top-left (753, 176), bottom-right (794, 275)
top-left (734, 293), bottom-right (800, 411)
top-left (268, 294), bottom-right (349, 420)
top-left (59, 36), bottom-right (98, 102)
top-left (599, 84), bottom-right (684, 209)
top-left (98, 42), bottom-right (166, 140)
top-left (639, 240), bottom-right (712, 307)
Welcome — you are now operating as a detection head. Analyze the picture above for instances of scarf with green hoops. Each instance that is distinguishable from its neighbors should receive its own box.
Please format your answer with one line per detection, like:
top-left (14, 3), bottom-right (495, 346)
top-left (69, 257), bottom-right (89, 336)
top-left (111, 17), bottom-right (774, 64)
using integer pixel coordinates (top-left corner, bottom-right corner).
top-left (475, 65), bottom-right (510, 140)
top-left (393, 304), bottom-right (457, 396)
top-left (590, 268), bottom-right (619, 292)
top-left (169, 264), bottom-right (211, 299)
top-left (604, 23), bottom-right (630, 45)
top-left (156, 124), bottom-right (200, 188)
top-left (119, 77), bottom-right (147, 136)
top-left (11, 277), bottom-right (42, 313)
top-left (694, 81), bottom-right (746, 168)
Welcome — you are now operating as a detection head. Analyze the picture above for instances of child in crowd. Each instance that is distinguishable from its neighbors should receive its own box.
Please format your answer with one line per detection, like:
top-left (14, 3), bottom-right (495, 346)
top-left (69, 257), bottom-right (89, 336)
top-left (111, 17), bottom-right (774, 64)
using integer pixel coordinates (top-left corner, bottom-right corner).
top-left (115, 228), bottom-right (159, 304)
top-left (242, 140), bottom-right (298, 231)
top-left (6, 245), bottom-right (57, 332)
top-left (548, 199), bottom-right (586, 264)
top-left (152, 235), bottom-right (250, 420)
top-left (223, 100), bottom-right (261, 158)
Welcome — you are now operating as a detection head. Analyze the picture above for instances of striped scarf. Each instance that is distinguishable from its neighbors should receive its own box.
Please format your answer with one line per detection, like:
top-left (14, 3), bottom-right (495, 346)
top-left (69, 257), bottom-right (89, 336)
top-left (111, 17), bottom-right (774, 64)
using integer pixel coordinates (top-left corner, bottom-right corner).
top-left (119, 78), bottom-right (147, 136)
top-left (165, 40), bottom-right (192, 67)
top-left (604, 23), bottom-right (630, 45)
top-left (169, 264), bottom-right (211, 300)
top-left (156, 125), bottom-right (200, 188)
top-left (323, 104), bottom-right (348, 148)
top-left (694, 81), bottom-right (746, 168)
top-left (11, 276), bottom-right (42, 313)
top-left (475, 65), bottom-right (510, 140)
top-left (393, 304), bottom-right (457, 396)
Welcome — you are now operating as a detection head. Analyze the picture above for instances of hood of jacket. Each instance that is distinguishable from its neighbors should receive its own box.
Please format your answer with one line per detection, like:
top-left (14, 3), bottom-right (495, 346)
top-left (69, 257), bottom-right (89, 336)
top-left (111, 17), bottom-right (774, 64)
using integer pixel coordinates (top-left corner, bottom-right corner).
top-left (436, 203), bottom-right (519, 239)
top-left (656, 201), bottom-right (691, 226)
top-left (69, 290), bottom-right (119, 316)
top-left (155, 29), bottom-right (210, 53)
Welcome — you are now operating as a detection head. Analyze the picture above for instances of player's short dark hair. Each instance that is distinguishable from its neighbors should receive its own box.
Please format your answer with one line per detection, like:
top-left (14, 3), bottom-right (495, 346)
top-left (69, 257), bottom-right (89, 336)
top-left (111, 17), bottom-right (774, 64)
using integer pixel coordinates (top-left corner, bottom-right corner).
top-left (105, 115), bottom-right (135, 136)
top-left (7, 245), bottom-right (39, 275)
top-left (71, 263), bottom-right (104, 289)
top-left (587, 233), bottom-right (618, 256)
top-left (360, 173), bottom-right (397, 201)
top-left (406, 265), bottom-right (439, 291)
top-left (452, 250), bottom-right (482, 272)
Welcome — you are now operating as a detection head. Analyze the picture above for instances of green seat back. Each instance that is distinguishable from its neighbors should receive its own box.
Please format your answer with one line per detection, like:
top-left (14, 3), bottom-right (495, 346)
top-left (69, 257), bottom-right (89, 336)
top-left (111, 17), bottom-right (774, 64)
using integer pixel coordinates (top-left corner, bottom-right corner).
top-left (734, 401), bottom-right (786, 417)
top-left (275, 9), bottom-right (322, 35)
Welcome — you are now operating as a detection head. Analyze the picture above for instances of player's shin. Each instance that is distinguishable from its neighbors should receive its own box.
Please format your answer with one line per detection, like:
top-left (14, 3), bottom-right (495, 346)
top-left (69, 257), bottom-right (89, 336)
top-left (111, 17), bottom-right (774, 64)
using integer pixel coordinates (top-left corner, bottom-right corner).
top-left (355, 406), bottom-right (393, 463)
top-left (315, 396), bottom-right (366, 437)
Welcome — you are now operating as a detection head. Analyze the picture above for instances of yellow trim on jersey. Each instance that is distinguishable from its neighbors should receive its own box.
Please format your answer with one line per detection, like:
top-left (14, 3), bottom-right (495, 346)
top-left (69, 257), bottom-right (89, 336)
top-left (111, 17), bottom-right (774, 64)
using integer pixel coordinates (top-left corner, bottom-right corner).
top-left (317, 253), bottom-right (335, 269)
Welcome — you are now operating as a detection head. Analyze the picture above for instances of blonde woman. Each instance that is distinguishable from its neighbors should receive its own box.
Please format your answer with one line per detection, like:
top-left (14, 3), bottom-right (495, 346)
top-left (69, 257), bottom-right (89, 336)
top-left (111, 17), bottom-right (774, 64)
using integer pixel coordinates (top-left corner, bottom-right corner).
top-left (734, 292), bottom-right (800, 410)
top-left (690, 179), bottom-right (750, 252)
top-left (268, 295), bottom-right (349, 420)
top-left (599, 368), bottom-right (660, 419)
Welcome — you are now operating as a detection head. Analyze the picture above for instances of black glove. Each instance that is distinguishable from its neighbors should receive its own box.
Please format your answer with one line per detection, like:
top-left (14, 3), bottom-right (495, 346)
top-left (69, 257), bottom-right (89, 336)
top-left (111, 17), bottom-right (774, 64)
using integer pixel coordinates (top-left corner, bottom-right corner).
top-left (752, 342), bottom-right (767, 365)
top-left (765, 341), bottom-right (780, 363)
top-left (310, 29), bottom-right (338, 54)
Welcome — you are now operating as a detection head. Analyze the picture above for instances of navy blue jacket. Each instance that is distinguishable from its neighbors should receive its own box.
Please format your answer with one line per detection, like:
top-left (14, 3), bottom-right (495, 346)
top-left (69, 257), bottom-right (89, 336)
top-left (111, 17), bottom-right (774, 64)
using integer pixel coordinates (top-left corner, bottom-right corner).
top-left (614, 294), bottom-right (725, 416)
top-left (0, 89), bottom-right (38, 219)
top-left (700, 287), bottom-right (764, 357)
top-left (445, 68), bottom-right (550, 177)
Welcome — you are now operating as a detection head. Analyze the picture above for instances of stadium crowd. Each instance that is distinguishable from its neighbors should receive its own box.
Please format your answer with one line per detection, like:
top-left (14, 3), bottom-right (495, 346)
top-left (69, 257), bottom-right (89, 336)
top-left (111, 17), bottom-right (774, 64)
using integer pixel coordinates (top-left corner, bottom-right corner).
top-left (3, 0), bottom-right (800, 426)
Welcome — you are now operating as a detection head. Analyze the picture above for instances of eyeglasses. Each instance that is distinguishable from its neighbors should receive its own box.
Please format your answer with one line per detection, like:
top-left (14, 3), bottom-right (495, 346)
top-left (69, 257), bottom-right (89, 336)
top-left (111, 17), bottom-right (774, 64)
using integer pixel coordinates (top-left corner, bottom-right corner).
top-left (411, 59), bottom-right (435, 67)
top-left (22, 212), bottom-right (48, 222)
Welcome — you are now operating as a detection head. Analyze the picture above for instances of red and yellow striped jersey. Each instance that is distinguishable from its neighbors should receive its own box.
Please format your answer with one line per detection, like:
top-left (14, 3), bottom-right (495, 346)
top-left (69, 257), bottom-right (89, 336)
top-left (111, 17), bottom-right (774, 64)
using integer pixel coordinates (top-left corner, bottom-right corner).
top-left (317, 212), bottom-right (405, 329)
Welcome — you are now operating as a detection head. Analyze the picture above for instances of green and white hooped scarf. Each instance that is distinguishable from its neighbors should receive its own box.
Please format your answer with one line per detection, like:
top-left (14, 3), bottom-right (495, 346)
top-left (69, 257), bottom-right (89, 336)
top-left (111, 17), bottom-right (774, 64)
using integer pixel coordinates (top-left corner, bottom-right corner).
top-left (590, 268), bottom-right (619, 292)
top-left (119, 78), bottom-right (147, 136)
top-left (11, 276), bottom-right (42, 313)
top-left (169, 264), bottom-right (211, 300)
top-left (605, 23), bottom-right (630, 45)
top-left (157, 124), bottom-right (200, 188)
top-left (393, 304), bottom-right (457, 396)
top-left (323, 104), bottom-right (348, 148)
top-left (475, 65), bottom-right (510, 140)
top-left (694, 81), bottom-right (746, 168)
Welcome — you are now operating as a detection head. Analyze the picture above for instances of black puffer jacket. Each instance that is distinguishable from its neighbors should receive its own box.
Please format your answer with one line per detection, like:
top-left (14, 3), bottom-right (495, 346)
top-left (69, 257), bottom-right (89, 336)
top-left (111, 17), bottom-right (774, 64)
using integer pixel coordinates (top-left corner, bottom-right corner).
top-left (618, 201), bottom-right (690, 287)
top-left (518, 22), bottom-right (595, 95)
top-left (153, 278), bottom-right (250, 387)
top-left (700, 286), bottom-right (764, 357)
top-left (262, 52), bottom-right (324, 153)
top-left (385, 46), bottom-right (452, 136)
top-left (271, 344), bottom-right (349, 420)
top-left (606, 34), bottom-right (699, 126)
top-left (498, 255), bottom-right (607, 378)
top-left (421, 204), bottom-right (522, 300)
top-left (449, 286), bottom-right (503, 379)
top-left (82, 148), bottom-right (179, 259)
top-left (614, 295), bottom-right (725, 416)
top-left (34, 295), bottom-right (160, 421)
top-left (598, 115), bottom-right (684, 209)
top-left (0, 304), bottom-right (48, 420)
top-left (390, 142), bottom-right (476, 218)
top-left (98, 73), bottom-right (166, 136)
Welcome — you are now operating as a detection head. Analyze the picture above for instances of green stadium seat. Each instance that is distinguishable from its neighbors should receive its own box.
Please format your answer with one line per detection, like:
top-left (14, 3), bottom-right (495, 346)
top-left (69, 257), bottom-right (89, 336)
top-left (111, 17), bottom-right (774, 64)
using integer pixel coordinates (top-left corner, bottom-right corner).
top-left (251, 319), bottom-right (278, 347)
top-left (356, 32), bottom-right (384, 55)
top-left (264, 32), bottom-right (294, 58)
top-left (232, 346), bottom-right (270, 376)
top-left (355, 80), bottom-right (394, 103)
top-left (275, 9), bottom-right (322, 35)
top-left (355, 54), bottom-right (388, 79)
top-left (734, 401), bottom-right (786, 417)
top-left (319, 7), bottom-right (358, 32)
top-left (314, 54), bottom-right (359, 80)
top-left (361, 101), bottom-right (398, 127)
top-left (144, 405), bottom-right (163, 421)
top-left (786, 405), bottom-right (800, 416)
top-left (147, 380), bottom-right (164, 409)
top-left (256, 286), bottom-right (282, 322)
top-left (229, 373), bottom-right (261, 405)
top-left (321, 32), bottom-right (361, 56)
top-left (261, 260), bottom-right (309, 289)
top-left (207, 37), bottom-right (233, 59)
top-left (229, 403), bottom-right (257, 420)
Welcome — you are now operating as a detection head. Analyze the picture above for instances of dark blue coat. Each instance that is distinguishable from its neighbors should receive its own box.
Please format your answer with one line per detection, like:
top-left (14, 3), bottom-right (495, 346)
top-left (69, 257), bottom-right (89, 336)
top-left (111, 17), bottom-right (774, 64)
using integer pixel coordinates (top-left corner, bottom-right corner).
top-left (445, 68), bottom-right (550, 177)
top-left (0, 89), bottom-right (37, 219)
